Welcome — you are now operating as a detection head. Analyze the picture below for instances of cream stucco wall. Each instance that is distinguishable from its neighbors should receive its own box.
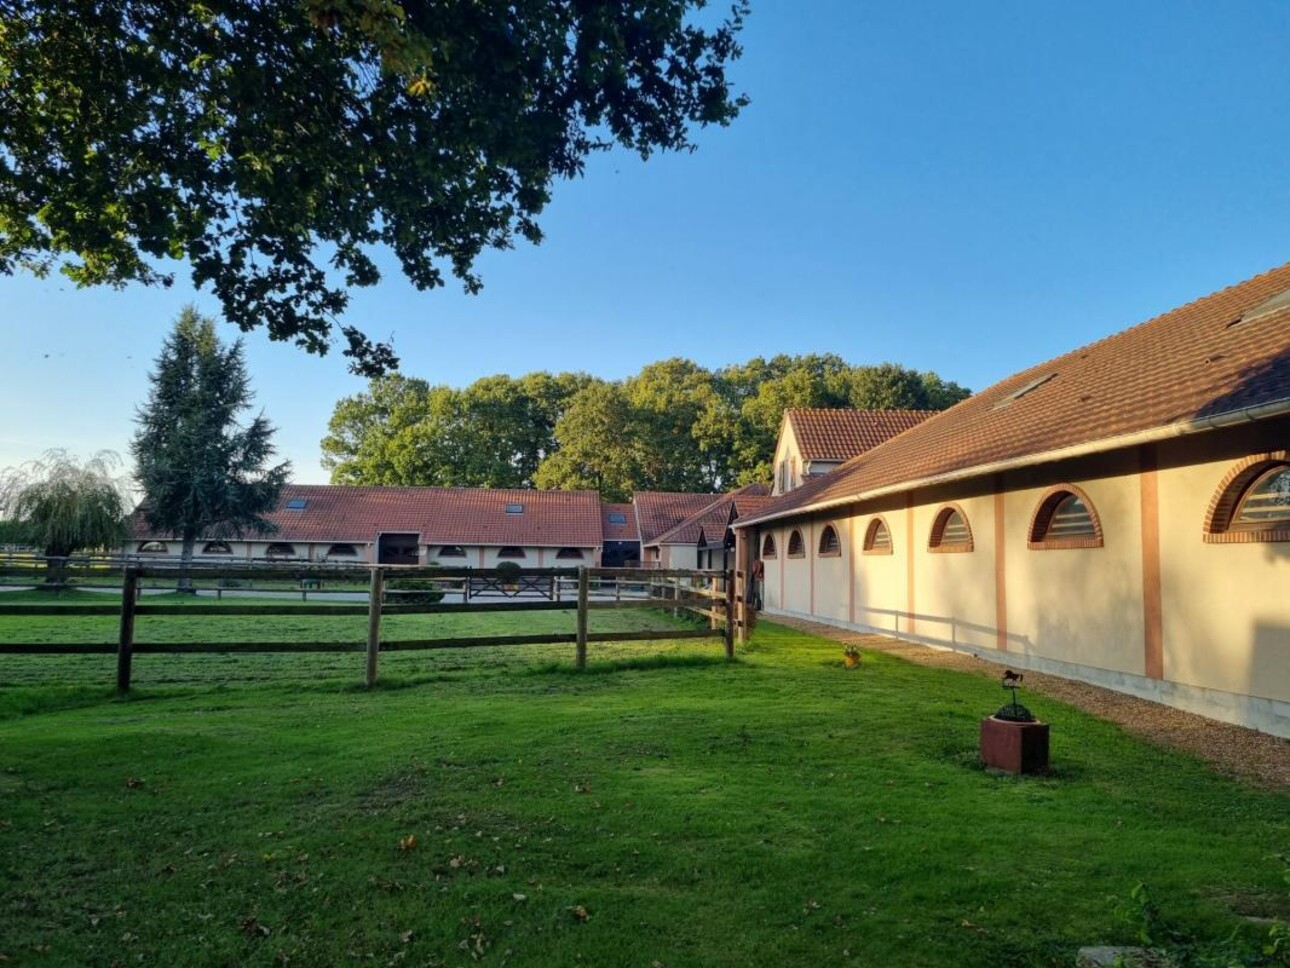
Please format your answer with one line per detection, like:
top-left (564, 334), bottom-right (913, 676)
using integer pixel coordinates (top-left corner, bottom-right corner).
top-left (1156, 440), bottom-right (1290, 704)
top-left (771, 420), bottom-right (805, 495)
top-left (750, 418), bottom-right (1290, 735)
top-left (1001, 471), bottom-right (1146, 676)
top-left (912, 493), bottom-right (1001, 653)
top-left (852, 511), bottom-right (908, 635)
top-left (477, 546), bottom-right (595, 568)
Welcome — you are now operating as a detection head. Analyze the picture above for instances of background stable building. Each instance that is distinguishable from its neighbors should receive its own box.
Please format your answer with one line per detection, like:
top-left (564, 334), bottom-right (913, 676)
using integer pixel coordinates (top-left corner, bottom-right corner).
top-left (129, 485), bottom-right (605, 567)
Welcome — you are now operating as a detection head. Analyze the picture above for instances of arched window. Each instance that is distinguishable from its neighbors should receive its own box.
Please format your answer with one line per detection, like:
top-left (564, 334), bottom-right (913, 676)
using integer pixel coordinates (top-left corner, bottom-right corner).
top-left (787, 529), bottom-right (805, 558)
top-left (202, 541), bottom-right (233, 555)
top-left (437, 545), bottom-right (467, 558)
top-left (863, 518), bottom-right (893, 555)
top-left (929, 506), bottom-right (973, 553)
top-left (1029, 487), bottom-right (1103, 549)
top-left (1205, 454), bottom-right (1290, 543)
top-left (818, 524), bottom-right (841, 557)
top-left (761, 534), bottom-right (777, 559)
top-left (1234, 466), bottom-right (1290, 527)
top-left (325, 543), bottom-right (358, 557)
top-left (137, 541), bottom-right (168, 554)
top-left (497, 546), bottom-right (526, 559)
top-left (555, 547), bottom-right (584, 560)
top-left (265, 542), bottom-right (296, 558)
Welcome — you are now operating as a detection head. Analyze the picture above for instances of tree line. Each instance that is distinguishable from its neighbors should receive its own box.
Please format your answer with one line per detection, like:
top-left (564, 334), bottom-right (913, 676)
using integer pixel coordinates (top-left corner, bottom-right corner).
top-left (321, 357), bottom-right (970, 501)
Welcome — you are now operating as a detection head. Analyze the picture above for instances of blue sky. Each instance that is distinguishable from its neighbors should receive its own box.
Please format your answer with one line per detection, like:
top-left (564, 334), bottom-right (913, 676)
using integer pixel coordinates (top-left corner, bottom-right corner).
top-left (3, 1), bottom-right (1288, 484)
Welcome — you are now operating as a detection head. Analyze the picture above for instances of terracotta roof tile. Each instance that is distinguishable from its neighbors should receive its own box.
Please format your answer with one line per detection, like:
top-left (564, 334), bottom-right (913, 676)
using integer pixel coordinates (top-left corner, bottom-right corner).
top-left (600, 503), bottom-right (639, 542)
top-left (132, 485), bottom-right (604, 547)
top-left (743, 263), bottom-right (1290, 526)
top-left (650, 484), bottom-right (772, 546)
top-left (786, 409), bottom-right (935, 462)
top-left (633, 491), bottom-right (725, 546)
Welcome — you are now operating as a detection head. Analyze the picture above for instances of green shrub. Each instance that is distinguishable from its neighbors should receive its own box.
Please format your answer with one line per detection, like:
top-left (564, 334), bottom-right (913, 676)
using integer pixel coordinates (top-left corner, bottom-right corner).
top-left (385, 578), bottom-right (444, 605)
top-left (495, 561), bottom-right (522, 582)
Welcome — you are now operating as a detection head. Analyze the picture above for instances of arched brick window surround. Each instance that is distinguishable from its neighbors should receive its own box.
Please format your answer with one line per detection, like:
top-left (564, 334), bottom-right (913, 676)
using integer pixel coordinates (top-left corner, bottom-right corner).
top-left (761, 533), bottom-right (777, 559)
top-left (787, 529), bottom-right (805, 558)
top-left (928, 504), bottom-right (974, 553)
top-left (1027, 484), bottom-right (1104, 550)
top-left (202, 541), bottom-right (233, 555)
top-left (817, 523), bottom-right (842, 557)
top-left (862, 517), bottom-right (893, 556)
top-left (1204, 451), bottom-right (1290, 544)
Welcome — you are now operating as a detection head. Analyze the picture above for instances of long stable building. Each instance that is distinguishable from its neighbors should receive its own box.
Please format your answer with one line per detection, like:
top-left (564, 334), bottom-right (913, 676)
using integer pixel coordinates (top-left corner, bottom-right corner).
top-left (736, 264), bottom-right (1290, 737)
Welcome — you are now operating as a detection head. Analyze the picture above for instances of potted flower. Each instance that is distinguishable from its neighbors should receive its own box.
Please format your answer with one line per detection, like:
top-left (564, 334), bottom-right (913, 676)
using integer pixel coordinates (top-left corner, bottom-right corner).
top-left (843, 645), bottom-right (862, 669)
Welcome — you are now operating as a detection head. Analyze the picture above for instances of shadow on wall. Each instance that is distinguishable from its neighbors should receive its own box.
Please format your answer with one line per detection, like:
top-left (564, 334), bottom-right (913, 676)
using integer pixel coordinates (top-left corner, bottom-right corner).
top-left (1192, 346), bottom-right (1290, 420)
top-left (1250, 621), bottom-right (1290, 704)
top-left (851, 602), bottom-right (1033, 652)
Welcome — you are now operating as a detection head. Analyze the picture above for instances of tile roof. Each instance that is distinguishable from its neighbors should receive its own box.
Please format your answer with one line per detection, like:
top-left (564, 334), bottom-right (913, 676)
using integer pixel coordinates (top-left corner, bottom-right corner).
top-left (742, 262), bottom-right (1290, 527)
top-left (650, 484), bottom-right (772, 546)
top-left (600, 503), bottom-right (639, 542)
top-left (633, 490), bottom-right (726, 546)
top-left (786, 409), bottom-right (935, 462)
top-left (131, 485), bottom-right (604, 547)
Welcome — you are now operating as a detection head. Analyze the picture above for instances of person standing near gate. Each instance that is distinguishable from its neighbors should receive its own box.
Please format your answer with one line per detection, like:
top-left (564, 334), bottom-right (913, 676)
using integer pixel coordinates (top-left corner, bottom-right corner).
top-left (749, 557), bottom-right (764, 611)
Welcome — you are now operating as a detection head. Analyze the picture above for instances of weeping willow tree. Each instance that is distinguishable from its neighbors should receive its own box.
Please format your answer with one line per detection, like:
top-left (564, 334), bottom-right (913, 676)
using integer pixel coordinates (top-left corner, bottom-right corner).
top-left (0, 450), bottom-right (131, 584)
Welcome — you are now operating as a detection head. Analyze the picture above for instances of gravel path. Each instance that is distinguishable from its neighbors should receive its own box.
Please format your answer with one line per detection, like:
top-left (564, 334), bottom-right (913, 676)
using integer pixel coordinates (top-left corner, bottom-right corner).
top-left (768, 616), bottom-right (1290, 789)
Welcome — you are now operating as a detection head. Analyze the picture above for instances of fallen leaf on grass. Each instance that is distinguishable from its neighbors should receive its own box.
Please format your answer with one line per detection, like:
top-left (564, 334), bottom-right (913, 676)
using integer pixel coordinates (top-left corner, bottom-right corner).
top-left (240, 916), bottom-right (271, 938)
top-left (399, 930), bottom-right (413, 944)
top-left (570, 905), bottom-right (590, 923)
top-left (398, 835), bottom-right (417, 851)
top-left (124, 777), bottom-right (144, 789)
top-left (512, 894), bottom-right (527, 903)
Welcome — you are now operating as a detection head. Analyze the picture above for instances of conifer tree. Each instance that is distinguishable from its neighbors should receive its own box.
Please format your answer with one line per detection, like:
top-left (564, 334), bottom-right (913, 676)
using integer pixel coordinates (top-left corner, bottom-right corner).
top-left (132, 307), bottom-right (290, 587)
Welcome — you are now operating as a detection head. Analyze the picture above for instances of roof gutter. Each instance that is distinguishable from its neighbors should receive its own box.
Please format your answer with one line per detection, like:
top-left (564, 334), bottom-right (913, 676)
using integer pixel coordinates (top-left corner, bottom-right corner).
top-left (735, 396), bottom-right (1290, 529)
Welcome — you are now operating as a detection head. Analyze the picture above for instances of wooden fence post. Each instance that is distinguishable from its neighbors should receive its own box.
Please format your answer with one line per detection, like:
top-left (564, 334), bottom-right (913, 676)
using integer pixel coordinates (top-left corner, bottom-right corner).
top-left (117, 568), bottom-right (138, 694)
top-left (366, 567), bottom-right (385, 687)
top-left (724, 570), bottom-right (736, 659)
top-left (575, 567), bottom-right (589, 669)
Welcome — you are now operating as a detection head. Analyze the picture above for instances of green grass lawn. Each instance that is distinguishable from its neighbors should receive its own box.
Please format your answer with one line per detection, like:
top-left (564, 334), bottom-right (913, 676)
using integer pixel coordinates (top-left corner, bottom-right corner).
top-left (0, 620), bottom-right (1286, 967)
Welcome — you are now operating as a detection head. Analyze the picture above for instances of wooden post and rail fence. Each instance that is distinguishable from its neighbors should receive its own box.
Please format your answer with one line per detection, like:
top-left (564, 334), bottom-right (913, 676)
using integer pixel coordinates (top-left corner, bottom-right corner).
top-left (0, 559), bottom-right (748, 693)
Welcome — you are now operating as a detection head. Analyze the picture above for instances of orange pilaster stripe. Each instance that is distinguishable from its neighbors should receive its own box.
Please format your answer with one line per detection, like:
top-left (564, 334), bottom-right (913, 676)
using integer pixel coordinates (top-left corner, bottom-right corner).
top-left (905, 493), bottom-right (916, 634)
top-left (994, 481), bottom-right (1008, 652)
top-left (808, 521), bottom-right (816, 615)
top-left (1139, 446), bottom-right (1164, 680)
top-left (848, 514), bottom-right (856, 626)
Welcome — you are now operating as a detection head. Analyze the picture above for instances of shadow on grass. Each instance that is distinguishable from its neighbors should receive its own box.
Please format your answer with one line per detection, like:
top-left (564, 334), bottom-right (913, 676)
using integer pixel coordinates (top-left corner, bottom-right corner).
top-left (0, 685), bottom-right (122, 720)
top-left (524, 652), bottom-right (737, 677)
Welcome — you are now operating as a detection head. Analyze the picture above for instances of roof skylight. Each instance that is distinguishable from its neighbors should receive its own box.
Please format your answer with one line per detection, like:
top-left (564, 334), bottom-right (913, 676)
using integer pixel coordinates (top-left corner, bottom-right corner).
top-left (1230, 288), bottom-right (1290, 328)
top-left (992, 373), bottom-right (1056, 411)
top-left (285, 498), bottom-right (308, 510)
top-left (505, 503), bottom-right (524, 514)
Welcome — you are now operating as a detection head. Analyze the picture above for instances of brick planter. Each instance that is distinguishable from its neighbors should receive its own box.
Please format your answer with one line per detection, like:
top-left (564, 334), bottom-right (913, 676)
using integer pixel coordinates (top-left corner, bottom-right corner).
top-left (980, 716), bottom-right (1050, 774)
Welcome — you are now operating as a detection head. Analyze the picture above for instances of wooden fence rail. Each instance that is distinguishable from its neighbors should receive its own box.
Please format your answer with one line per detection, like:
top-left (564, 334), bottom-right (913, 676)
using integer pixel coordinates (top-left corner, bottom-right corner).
top-left (0, 562), bottom-right (736, 691)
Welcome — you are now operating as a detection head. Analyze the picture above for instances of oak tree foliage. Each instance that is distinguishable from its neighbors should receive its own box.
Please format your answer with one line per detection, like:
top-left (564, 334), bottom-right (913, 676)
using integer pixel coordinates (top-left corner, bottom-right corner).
top-left (0, 0), bottom-right (748, 374)
top-left (322, 354), bottom-right (970, 500)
